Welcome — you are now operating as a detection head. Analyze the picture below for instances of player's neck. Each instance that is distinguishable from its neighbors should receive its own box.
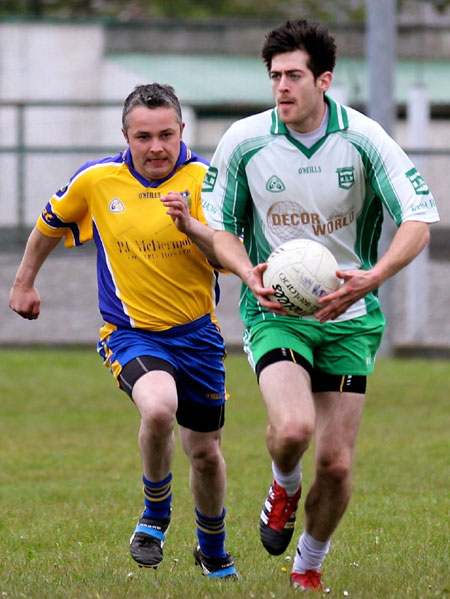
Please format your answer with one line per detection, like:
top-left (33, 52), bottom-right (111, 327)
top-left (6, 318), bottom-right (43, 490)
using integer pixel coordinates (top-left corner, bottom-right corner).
top-left (287, 104), bottom-right (329, 148)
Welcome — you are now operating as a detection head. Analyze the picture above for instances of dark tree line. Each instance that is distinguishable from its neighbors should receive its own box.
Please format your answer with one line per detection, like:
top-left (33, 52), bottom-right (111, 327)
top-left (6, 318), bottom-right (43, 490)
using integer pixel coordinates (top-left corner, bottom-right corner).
top-left (1, 0), bottom-right (449, 20)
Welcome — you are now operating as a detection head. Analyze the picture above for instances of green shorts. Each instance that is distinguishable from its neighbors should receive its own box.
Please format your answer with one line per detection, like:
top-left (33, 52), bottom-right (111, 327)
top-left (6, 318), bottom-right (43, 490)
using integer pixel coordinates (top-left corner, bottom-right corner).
top-left (244, 308), bottom-right (385, 376)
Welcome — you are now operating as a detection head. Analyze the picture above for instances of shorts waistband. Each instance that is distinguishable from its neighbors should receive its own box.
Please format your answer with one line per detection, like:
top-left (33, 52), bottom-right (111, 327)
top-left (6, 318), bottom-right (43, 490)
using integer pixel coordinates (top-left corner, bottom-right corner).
top-left (107, 313), bottom-right (213, 339)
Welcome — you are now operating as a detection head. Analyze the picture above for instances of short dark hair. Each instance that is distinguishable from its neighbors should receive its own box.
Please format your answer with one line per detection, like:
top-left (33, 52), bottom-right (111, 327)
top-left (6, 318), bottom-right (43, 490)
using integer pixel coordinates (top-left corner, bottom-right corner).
top-left (261, 19), bottom-right (337, 79)
top-left (122, 83), bottom-right (182, 130)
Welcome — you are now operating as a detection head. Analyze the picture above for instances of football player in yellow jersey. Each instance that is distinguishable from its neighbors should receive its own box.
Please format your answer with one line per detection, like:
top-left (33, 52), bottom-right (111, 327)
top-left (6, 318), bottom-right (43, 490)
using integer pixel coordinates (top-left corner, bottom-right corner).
top-left (9, 83), bottom-right (237, 579)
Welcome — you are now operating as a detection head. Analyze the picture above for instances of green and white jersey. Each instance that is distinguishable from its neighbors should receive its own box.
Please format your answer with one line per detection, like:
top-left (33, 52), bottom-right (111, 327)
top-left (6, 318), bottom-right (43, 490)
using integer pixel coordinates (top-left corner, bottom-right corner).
top-left (202, 95), bottom-right (439, 326)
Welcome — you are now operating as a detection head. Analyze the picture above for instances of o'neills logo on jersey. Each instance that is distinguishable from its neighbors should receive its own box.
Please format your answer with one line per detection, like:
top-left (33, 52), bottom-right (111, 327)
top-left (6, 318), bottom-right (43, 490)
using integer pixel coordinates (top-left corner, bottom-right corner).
top-left (298, 166), bottom-right (322, 174)
top-left (267, 201), bottom-right (355, 238)
top-left (266, 175), bottom-right (286, 192)
top-left (109, 198), bottom-right (125, 213)
top-left (139, 191), bottom-right (161, 199)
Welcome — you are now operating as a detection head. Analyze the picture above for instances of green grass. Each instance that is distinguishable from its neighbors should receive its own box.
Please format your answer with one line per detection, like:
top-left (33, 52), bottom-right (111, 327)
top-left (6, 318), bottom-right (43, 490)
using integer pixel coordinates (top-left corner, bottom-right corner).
top-left (0, 350), bottom-right (449, 598)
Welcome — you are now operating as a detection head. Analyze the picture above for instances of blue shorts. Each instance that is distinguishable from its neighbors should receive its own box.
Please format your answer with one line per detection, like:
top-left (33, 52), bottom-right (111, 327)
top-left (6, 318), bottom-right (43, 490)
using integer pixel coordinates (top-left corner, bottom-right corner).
top-left (97, 314), bottom-right (227, 432)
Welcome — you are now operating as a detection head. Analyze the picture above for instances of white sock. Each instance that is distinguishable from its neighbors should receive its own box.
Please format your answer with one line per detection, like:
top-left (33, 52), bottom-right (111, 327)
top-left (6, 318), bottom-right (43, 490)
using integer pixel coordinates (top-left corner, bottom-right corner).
top-left (272, 461), bottom-right (302, 496)
top-left (293, 530), bottom-right (330, 573)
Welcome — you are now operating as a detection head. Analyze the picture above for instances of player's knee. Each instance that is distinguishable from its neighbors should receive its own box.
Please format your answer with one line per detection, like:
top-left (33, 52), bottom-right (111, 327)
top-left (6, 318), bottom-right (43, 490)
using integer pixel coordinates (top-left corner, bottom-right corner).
top-left (316, 455), bottom-right (352, 486)
top-left (271, 421), bottom-right (313, 453)
top-left (140, 403), bottom-right (176, 436)
top-left (288, 422), bottom-right (314, 449)
top-left (189, 442), bottom-right (224, 476)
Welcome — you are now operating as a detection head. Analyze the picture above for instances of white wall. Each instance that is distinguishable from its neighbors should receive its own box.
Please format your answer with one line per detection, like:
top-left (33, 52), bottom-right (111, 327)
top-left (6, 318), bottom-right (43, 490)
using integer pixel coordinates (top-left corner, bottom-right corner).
top-left (0, 28), bottom-right (208, 226)
top-left (0, 23), bottom-right (107, 225)
top-left (0, 23), bottom-right (104, 101)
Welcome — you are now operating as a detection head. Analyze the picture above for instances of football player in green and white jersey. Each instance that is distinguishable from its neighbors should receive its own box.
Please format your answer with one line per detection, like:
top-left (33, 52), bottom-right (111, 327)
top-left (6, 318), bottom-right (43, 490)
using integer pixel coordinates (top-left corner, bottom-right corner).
top-left (202, 19), bottom-right (439, 591)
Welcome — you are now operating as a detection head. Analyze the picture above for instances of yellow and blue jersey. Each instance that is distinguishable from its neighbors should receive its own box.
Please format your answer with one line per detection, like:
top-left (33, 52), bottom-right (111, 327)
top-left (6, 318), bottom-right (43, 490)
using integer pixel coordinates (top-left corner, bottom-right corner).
top-left (37, 142), bottom-right (220, 332)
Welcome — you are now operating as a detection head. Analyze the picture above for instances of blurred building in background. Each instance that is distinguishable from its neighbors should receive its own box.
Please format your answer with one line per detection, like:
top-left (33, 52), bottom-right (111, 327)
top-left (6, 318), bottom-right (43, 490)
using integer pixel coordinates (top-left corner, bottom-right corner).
top-left (1, 10), bottom-right (449, 354)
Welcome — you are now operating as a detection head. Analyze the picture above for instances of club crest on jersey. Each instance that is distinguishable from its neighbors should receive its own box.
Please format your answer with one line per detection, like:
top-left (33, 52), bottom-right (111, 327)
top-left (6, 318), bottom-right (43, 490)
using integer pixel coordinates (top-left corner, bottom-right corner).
top-left (202, 167), bottom-right (218, 192)
top-left (405, 167), bottom-right (430, 195)
top-left (266, 175), bottom-right (286, 193)
top-left (109, 198), bottom-right (125, 213)
top-left (336, 166), bottom-right (355, 189)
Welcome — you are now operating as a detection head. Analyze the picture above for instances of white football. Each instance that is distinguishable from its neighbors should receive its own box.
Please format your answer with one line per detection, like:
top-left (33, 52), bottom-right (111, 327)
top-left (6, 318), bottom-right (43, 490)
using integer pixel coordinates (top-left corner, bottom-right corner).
top-left (263, 239), bottom-right (340, 316)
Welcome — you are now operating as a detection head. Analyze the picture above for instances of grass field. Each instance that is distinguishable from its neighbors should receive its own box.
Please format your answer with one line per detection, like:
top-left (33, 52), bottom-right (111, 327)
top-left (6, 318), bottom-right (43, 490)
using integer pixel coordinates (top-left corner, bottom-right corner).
top-left (0, 349), bottom-right (448, 599)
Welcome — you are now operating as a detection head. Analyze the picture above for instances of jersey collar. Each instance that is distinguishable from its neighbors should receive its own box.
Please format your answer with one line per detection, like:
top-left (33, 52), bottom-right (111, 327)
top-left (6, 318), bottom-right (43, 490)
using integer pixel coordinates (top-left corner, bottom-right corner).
top-left (270, 95), bottom-right (349, 158)
top-left (270, 95), bottom-right (349, 137)
top-left (124, 141), bottom-right (192, 188)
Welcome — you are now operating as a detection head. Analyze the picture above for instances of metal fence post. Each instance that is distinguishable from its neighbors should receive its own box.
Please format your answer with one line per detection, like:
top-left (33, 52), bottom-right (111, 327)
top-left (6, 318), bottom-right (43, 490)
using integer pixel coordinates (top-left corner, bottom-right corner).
top-left (367, 0), bottom-right (397, 356)
top-left (17, 103), bottom-right (26, 232)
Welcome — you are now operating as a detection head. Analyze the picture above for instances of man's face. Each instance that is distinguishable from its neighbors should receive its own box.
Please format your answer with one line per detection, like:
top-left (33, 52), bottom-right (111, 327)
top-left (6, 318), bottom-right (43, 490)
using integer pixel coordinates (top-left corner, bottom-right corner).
top-left (269, 49), bottom-right (332, 133)
top-left (122, 105), bottom-right (184, 180)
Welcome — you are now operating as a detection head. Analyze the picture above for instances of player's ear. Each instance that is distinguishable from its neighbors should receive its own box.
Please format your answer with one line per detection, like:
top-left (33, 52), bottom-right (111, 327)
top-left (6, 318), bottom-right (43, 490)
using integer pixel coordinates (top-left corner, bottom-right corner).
top-left (317, 71), bottom-right (333, 94)
top-left (121, 127), bottom-right (129, 143)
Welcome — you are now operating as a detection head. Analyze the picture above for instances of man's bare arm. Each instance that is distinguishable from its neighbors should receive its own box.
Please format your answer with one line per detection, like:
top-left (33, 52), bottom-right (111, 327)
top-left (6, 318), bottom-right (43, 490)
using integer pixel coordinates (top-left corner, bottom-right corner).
top-left (213, 230), bottom-right (287, 315)
top-left (316, 221), bottom-right (430, 323)
top-left (9, 227), bottom-right (61, 320)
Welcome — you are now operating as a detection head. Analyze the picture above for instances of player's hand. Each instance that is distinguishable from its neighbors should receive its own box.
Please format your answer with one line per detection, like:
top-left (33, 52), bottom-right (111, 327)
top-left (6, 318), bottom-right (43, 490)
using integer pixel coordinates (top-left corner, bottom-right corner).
top-left (315, 268), bottom-right (380, 323)
top-left (9, 285), bottom-right (41, 320)
top-left (244, 263), bottom-right (288, 316)
top-left (160, 192), bottom-right (191, 234)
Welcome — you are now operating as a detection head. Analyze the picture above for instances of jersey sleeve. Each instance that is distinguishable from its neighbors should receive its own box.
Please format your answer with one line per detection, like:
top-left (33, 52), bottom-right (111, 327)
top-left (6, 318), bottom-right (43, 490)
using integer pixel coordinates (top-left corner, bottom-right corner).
top-left (36, 168), bottom-right (93, 248)
top-left (201, 123), bottom-right (251, 235)
top-left (186, 162), bottom-right (230, 273)
top-left (188, 162), bottom-right (209, 225)
top-left (361, 120), bottom-right (439, 227)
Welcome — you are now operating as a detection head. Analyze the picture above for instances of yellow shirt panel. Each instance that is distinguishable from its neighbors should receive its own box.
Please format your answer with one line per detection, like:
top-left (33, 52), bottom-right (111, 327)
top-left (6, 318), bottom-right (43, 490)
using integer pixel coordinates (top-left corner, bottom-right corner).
top-left (37, 150), bottom-right (217, 331)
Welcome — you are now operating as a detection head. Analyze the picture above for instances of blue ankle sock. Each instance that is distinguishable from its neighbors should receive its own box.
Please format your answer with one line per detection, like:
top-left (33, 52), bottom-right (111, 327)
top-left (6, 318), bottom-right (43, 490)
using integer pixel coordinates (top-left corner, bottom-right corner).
top-left (195, 507), bottom-right (227, 558)
top-left (142, 473), bottom-right (172, 519)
